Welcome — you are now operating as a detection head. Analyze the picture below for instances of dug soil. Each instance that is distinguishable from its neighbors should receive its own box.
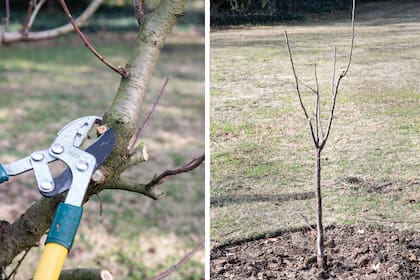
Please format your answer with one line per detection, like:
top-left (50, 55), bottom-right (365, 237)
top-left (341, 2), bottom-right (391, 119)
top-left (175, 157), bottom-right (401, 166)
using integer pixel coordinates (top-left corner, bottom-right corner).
top-left (211, 224), bottom-right (419, 279)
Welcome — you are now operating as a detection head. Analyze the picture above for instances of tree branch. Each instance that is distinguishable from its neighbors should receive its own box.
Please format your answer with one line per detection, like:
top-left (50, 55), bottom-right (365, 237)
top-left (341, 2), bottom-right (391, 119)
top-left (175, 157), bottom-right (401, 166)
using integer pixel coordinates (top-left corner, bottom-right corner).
top-left (146, 154), bottom-right (205, 188)
top-left (1, 0), bottom-right (104, 44)
top-left (104, 179), bottom-right (165, 200)
top-left (59, 0), bottom-right (129, 78)
top-left (148, 240), bottom-right (204, 280)
top-left (321, 0), bottom-right (355, 149)
top-left (57, 268), bottom-right (112, 280)
top-left (20, 0), bottom-right (36, 34)
top-left (130, 77), bottom-right (170, 149)
top-left (284, 30), bottom-right (318, 147)
top-left (314, 63), bottom-right (321, 142)
top-left (22, 0), bottom-right (48, 35)
top-left (104, 154), bottom-right (204, 200)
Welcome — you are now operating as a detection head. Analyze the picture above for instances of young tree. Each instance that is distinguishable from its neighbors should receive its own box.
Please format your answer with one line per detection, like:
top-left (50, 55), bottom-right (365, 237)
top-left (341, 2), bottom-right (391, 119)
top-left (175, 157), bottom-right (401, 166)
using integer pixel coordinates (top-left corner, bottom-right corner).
top-left (0, 0), bottom-right (204, 278)
top-left (284, 0), bottom-right (355, 271)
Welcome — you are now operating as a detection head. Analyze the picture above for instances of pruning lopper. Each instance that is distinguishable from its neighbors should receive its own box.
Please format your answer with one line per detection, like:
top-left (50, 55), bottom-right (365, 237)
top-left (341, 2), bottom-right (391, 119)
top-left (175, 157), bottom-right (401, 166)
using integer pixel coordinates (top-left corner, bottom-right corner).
top-left (0, 116), bottom-right (115, 280)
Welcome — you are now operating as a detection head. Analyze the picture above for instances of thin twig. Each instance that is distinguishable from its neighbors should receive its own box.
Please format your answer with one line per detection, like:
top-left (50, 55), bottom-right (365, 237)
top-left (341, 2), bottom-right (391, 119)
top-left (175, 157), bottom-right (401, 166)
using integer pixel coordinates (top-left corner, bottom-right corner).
top-left (20, 0), bottom-right (36, 34)
top-left (130, 78), bottom-right (169, 149)
top-left (4, 0), bottom-right (10, 32)
top-left (298, 77), bottom-right (317, 95)
top-left (341, 0), bottom-right (356, 77)
top-left (5, 247), bottom-right (31, 280)
top-left (26, 0), bottom-right (47, 33)
top-left (148, 240), bottom-right (205, 280)
top-left (146, 154), bottom-right (205, 187)
top-left (284, 30), bottom-right (318, 147)
top-left (331, 46), bottom-right (337, 97)
top-left (59, 0), bottom-right (129, 78)
top-left (314, 63), bottom-right (321, 142)
top-left (95, 193), bottom-right (103, 216)
top-left (298, 213), bottom-right (316, 232)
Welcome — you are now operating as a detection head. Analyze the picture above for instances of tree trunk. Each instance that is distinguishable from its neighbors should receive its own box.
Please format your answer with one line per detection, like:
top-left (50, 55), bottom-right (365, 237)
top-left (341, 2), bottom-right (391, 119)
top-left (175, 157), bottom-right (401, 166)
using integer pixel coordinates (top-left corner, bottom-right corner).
top-left (315, 147), bottom-right (326, 270)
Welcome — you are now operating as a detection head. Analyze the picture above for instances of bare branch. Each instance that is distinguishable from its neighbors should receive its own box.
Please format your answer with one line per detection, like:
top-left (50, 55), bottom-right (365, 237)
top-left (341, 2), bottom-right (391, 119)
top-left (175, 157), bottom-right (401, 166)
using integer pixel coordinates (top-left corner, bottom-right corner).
top-left (146, 154), bottom-right (205, 188)
top-left (104, 179), bottom-right (165, 200)
top-left (20, 0), bottom-right (36, 34)
top-left (59, 0), bottom-right (129, 78)
top-left (106, 155), bottom-right (204, 199)
top-left (284, 30), bottom-right (318, 147)
top-left (321, 0), bottom-right (355, 149)
top-left (298, 213), bottom-right (316, 233)
top-left (1, 0), bottom-right (104, 44)
top-left (341, 0), bottom-right (356, 77)
top-left (130, 78), bottom-right (170, 149)
top-left (297, 77), bottom-right (317, 95)
top-left (58, 268), bottom-right (112, 280)
top-left (148, 240), bottom-right (205, 280)
top-left (314, 63), bottom-right (321, 142)
top-left (25, 0), bottom-right (48, 34)
top-left (331, 46), bottom-right (337, 97)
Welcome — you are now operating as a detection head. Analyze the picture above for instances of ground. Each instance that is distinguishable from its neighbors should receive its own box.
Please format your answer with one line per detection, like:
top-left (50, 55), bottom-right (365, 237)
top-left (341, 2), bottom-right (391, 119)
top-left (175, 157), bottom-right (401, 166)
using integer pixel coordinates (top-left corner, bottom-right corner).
top-left (210, 1), bottom-right (419, 279)
top-left (0, 23), bottom-right (204, 280)
top-left (211, 224), bottom-right (419, 279)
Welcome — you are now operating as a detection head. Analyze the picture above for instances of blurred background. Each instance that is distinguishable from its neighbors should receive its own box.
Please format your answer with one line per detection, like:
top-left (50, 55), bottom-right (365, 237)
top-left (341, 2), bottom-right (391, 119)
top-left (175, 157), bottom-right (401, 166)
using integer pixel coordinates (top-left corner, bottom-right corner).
top-left (0, 0), bottom-right (204, 279)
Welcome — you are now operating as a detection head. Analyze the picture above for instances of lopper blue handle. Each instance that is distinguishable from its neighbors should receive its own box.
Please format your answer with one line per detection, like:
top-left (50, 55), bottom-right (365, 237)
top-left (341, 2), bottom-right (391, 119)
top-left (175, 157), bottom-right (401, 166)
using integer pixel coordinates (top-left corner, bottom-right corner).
top-left (0, 164), bottom-right (8, 184)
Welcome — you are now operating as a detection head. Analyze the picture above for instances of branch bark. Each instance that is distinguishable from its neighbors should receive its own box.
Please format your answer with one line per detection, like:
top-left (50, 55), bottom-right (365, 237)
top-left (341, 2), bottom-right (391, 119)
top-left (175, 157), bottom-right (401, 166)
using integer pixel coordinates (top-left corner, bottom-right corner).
top-left (0, 0), bottom-right (189, 275)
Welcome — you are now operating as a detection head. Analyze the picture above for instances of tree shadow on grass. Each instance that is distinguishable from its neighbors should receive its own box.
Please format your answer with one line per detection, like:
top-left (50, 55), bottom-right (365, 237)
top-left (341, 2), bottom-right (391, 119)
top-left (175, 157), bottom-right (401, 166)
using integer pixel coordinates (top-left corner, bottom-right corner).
top-left (211, 191), bottom-right (315, 207)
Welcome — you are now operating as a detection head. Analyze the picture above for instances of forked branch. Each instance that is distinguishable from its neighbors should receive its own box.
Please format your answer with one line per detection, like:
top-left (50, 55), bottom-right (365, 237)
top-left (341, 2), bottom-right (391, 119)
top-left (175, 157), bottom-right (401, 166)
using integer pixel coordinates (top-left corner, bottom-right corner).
top-left (21, 0), bottom-right (48, 35)
top-left (321, 1), bottom-right (355, 149)
top-left (104, 154), bottom-right (205, 200)
top-left (284, 0), bottom-right (355, 150)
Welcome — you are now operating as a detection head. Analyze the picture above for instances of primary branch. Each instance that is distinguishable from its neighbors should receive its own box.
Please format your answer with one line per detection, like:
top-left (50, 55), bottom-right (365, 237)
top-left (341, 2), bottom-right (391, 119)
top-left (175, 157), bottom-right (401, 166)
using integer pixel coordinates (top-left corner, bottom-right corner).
top-left (284, 31), bottom-right (318, 147)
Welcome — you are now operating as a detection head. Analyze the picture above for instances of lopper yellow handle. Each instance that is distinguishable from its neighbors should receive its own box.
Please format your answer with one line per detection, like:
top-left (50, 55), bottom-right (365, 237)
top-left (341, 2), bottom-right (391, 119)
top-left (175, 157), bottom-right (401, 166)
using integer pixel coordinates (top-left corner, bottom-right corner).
top-left (34, 243), bottom-right (68, 280)
top-left (33, 203), bottom-right (83, 279)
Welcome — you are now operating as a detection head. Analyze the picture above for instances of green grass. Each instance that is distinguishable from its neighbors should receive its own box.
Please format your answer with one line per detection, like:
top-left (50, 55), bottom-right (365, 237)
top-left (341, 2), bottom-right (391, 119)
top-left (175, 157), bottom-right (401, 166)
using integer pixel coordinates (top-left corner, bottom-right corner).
top-left (0, 30), bottom-right (204, 279)
top-left (211, 2), bottom-right (420, 247)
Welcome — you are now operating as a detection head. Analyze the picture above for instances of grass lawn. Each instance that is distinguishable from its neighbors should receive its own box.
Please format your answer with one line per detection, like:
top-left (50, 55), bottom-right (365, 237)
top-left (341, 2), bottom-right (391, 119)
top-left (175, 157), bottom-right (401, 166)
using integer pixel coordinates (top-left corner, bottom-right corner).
top-left (210, 1), bottom-right (420, 247)
top-left (0, 29), bottom-right (204, 279)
